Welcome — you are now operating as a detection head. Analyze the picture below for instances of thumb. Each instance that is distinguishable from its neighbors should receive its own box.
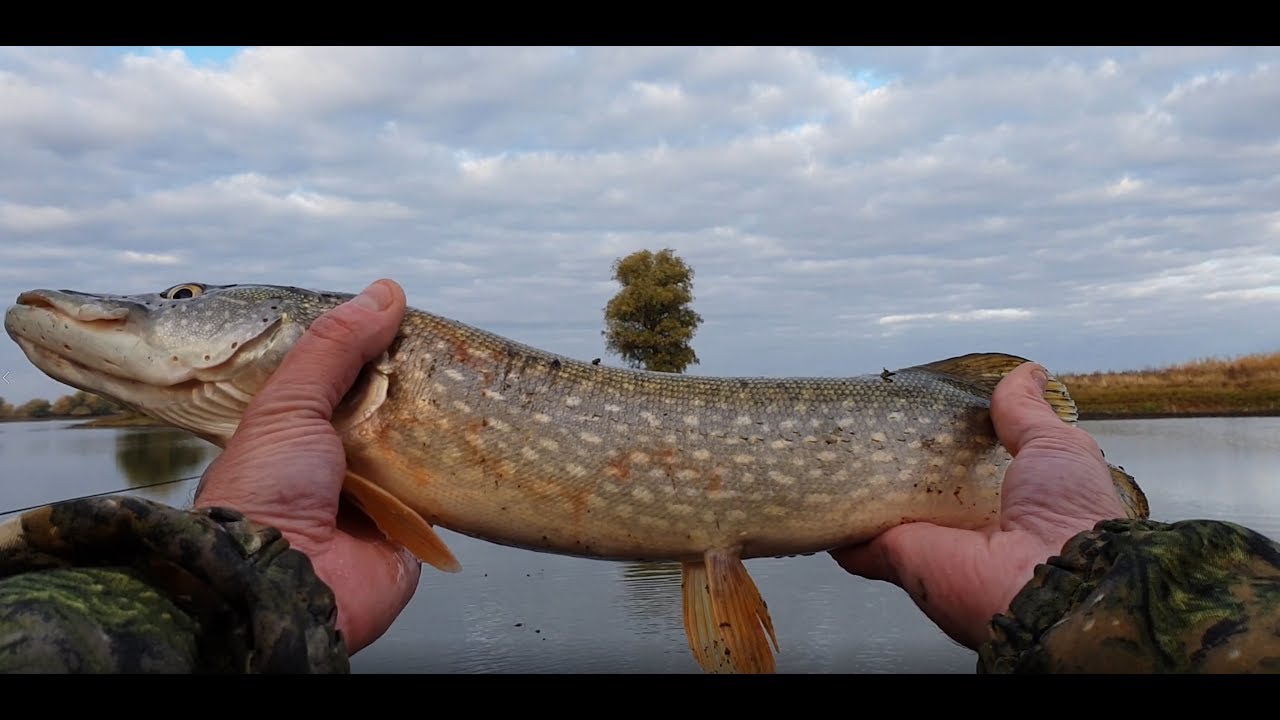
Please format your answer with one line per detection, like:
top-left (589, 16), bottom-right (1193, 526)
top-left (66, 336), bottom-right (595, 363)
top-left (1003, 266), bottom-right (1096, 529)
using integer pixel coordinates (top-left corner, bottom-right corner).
top-left (989, 361), bottom-right (1105, 465)
top-left (990, 359), bottom-right (1126, 534)
top-left (240, 279), bottom-right (407, 427)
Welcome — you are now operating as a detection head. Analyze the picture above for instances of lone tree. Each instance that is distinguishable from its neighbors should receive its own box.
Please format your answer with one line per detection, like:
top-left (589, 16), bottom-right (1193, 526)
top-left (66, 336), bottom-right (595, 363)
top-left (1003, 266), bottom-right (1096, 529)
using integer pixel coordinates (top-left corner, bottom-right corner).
top-left (603, 248), bottom-right (704, 373)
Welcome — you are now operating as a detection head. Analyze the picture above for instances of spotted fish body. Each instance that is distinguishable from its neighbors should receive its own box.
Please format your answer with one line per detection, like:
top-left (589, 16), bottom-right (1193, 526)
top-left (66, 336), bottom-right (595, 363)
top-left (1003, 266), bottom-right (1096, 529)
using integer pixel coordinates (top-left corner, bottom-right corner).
top-left (353, 309), bottom-right (1016, 563)
top-left (4, 282), bottom-right (1149, 674)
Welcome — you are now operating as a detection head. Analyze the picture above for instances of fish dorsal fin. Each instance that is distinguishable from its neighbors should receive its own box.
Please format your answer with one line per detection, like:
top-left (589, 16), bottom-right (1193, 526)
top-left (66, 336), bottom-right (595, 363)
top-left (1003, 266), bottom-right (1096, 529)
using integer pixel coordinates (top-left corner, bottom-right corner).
top-left (913, 353), bottom-right (1148, 520)
top-left (681, 549), bottom-right (779, 674)
top-left (342, 470), bottom-right (461, 573)
top-left (908, 352), bottom-right (1079, 424)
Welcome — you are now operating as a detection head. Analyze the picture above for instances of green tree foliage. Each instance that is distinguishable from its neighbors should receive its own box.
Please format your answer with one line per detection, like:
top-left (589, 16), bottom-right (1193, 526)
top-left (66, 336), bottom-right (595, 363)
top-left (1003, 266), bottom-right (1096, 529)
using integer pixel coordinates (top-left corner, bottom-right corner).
top-left (4, 391), bottom-right (121, 419)
top-left (16, 399), bottom-right (52, 418)
top-left (50, 393), bottom-right (79, 416)
top-left (602, 248), bottom-right (704, 373)
top-left (53, 390), bottom-right (120, 415)
top-left (88, 394), bottom-right (121, 414)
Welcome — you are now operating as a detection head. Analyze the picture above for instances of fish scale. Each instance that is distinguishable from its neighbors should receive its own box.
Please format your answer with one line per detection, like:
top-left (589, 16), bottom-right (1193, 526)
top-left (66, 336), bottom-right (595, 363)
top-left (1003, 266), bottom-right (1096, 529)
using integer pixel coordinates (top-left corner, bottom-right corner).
top-left (4, 281), bottom-right (1149, 674)
top-left (373, 309), bottom-right (1009, 562)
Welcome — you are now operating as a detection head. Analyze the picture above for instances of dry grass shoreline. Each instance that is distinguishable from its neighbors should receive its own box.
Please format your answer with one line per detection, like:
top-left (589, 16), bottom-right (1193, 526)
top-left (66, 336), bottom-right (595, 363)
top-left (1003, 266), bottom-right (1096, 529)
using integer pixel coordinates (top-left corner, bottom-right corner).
top-left (1060, 350), bottom-right (1280, 420)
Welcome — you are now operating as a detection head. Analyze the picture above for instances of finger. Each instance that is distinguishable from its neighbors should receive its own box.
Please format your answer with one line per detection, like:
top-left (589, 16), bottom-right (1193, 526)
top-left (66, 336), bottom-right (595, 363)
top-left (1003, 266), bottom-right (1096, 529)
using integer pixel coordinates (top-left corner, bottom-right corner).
top-left (319, 536), bottom-right (422, 653)
top-left (333, 504), bottom-right (423, 651)
top-left (830, 538), bottom-right (897, 584)
top-left (837, 523), bottom-right (996, 650)
top-left (833, 525), bottom-right (973, 612)
top-left (243, 279), bottom-right (408, 425)
top-left (832, 523), bottom-right (943, 585)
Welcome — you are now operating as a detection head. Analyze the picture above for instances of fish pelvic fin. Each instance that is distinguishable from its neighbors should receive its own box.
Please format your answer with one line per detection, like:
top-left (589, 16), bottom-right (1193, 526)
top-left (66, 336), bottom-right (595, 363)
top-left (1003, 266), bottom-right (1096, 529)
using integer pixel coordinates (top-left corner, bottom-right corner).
top-left (681, 549), bottom-right (779, 674)
top-left (910, 352), bottom-right (1079, 424)
top-left (0, 513), bottom-right (27, 553)
top-left (342, 470), bottom-right (461, 573)
top-left (1109, 464), bottom-right (1150, 519)
top-left (681, 561), bottom-right (736, 674)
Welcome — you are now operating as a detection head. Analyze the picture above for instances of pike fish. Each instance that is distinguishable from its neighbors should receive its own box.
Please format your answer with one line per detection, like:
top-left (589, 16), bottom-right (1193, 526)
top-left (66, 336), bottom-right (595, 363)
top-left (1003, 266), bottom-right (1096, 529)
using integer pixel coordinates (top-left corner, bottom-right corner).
top-left (4, 282), bottom-right (1149, 673)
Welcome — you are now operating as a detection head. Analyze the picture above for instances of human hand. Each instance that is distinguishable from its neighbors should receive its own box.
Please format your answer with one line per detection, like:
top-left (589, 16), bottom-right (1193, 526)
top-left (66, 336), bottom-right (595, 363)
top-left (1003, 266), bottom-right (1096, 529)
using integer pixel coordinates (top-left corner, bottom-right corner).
top-left (830, 361), bottom-right (1127, 651)
top-left (193, 279), bottom-right (421, 654)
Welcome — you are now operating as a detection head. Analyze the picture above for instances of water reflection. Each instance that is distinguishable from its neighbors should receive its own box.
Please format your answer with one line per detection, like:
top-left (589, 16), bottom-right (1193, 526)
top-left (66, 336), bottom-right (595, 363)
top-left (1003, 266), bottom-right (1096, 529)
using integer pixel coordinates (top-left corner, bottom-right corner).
top-left (1083, 417), bottom-right (1280, 539)
top-left (3, 417), bottom-right (1278, 673)
top-left (617, 561), bottom-right (683, 637)
top-left (113, 428), bottom-right (214, 500)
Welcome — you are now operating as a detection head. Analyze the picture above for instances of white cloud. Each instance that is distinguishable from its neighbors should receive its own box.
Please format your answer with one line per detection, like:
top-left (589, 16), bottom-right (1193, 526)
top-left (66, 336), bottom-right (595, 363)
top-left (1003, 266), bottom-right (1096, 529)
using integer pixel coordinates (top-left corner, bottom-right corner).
top-left (1, 47), bottom-right (1279, 403)
top-left (1106, 175), bottom-right (1145, 196)
top-left (0, 202), bottom-right (76, 232)
top-left (118, 250), bottom-right (181, 265)
top-left (1204, 287), bottom-right (1280, 302)
top-left (878, 308), bottom-right (1034, 326)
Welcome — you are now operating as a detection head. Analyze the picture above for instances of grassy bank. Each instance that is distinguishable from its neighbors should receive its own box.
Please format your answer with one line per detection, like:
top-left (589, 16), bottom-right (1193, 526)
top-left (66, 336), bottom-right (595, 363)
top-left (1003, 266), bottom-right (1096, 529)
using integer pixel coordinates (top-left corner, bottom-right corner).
top-left (1060, 351), bottom-right (1280, 420)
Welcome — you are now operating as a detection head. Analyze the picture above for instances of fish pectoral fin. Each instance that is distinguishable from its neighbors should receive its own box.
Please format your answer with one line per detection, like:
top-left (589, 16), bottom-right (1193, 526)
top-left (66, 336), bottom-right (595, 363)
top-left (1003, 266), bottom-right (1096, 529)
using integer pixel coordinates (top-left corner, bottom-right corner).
top-left (342, 470), bottom-right (461, 573)
top-left (909, 352), bottom-right (1079, 424)
top-left (681, 550), bottom-right (779, 674)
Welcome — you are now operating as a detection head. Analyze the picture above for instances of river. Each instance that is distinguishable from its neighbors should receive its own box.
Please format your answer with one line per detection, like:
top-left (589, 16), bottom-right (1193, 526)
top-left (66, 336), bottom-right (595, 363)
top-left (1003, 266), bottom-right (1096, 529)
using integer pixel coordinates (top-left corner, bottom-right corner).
top-left (1, 416), bottom-right (1277, 673)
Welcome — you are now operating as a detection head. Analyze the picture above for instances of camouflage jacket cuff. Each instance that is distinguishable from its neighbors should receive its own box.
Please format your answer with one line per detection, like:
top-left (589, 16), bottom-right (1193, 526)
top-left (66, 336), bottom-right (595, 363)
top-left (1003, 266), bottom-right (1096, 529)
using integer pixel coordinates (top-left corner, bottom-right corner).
top-left (0, 496), bottom-right (349, 673)
top-left (978, 517), bottom-right (1280, 673)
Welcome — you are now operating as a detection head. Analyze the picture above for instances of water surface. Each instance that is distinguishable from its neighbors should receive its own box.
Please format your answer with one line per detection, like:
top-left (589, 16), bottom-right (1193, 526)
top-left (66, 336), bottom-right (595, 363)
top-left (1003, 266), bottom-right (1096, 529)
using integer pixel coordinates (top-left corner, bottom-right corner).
top-left (1, 416), bottom-right (1276, 673)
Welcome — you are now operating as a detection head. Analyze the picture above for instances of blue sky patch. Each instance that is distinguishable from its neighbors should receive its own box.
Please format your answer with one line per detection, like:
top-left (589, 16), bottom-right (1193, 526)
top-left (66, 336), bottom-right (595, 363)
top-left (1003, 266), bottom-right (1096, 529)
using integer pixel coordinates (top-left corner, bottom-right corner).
top-left (113, 46), bottom-right (244, 67)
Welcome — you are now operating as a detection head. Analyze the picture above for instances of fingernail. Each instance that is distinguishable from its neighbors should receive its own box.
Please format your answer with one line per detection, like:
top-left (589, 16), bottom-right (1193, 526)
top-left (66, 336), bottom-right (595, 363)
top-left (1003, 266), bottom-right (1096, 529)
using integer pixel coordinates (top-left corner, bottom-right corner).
top-left (351, 281), bottom-right (392, 311)
top-left (1031, 366), bottom-right (1049, 391)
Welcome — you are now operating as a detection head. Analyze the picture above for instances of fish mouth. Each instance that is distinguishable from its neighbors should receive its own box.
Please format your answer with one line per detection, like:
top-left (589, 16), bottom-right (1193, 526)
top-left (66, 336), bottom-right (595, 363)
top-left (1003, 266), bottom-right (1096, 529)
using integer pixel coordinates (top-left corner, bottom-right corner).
top-left (4, 323), bottom-right (177, 435)
top-left (15, 290), bottom-right (131, 324)
top-left (7, 287), bottom-right (291, 391)
top-left (7, 290), bottom-right (135, 382)
top-left (6, 288), bottom-right (287, 445)
top-left (10, 334), bottom-right (140, 395)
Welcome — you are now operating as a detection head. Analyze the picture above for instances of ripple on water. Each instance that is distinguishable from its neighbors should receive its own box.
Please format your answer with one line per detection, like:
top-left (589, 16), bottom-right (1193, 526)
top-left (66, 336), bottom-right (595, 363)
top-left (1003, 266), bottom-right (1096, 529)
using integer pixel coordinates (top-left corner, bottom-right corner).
top-left (3, 418), bottom-right (1278, 673)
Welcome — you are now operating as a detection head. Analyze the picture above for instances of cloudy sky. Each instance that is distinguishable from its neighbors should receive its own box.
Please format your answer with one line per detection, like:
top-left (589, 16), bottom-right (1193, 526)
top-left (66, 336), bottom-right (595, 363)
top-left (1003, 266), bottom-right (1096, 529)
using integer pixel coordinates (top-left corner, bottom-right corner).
top-left (2, 46), bottom-right (1278, 404)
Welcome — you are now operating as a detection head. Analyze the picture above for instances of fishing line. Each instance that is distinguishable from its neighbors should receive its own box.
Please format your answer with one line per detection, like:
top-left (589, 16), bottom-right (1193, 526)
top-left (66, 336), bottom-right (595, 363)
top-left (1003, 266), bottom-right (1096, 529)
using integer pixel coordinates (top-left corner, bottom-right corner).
top-left (0, 474), bottom-right (203, 518)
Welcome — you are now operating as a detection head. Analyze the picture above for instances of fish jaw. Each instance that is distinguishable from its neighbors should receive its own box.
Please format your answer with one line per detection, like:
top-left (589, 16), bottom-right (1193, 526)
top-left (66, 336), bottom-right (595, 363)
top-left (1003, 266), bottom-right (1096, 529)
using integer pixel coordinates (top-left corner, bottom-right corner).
top-left (4, 286), bottom-right (305, 445)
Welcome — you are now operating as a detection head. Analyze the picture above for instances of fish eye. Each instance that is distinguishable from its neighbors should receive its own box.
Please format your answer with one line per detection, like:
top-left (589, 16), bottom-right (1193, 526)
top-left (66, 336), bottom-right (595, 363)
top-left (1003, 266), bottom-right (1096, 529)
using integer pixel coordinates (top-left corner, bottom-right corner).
top-left (162, 283), bottom-right (205, 300)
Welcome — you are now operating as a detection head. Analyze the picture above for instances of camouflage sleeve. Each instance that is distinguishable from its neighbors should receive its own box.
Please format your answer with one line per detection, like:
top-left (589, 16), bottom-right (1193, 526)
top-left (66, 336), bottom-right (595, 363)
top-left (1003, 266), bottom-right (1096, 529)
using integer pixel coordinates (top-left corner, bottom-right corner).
top-left (978, 517), bottom-right (1280, 673)
top-left (0, 496), bottom-right (349, 674)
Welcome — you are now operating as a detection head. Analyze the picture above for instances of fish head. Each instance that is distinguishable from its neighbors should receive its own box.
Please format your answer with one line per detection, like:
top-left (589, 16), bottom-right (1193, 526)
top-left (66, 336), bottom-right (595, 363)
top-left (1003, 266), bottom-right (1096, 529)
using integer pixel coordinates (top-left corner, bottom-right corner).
top-left (4, 282), bottom-right (352, 445)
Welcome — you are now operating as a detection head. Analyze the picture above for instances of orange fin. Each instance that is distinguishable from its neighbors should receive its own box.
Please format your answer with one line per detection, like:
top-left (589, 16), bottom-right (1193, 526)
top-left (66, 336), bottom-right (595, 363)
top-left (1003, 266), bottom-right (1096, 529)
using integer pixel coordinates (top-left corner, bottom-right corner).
top-left (911, 354), bottom-right (1150, 519)
top-left (681, 561), bottom-right (736, 673)
top-left (343, 470), bottom-right (461, 573)
top-left (1110, 463), bottom-right (1150, 520)
top-left (680, 549), bottom-right (779, 674)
